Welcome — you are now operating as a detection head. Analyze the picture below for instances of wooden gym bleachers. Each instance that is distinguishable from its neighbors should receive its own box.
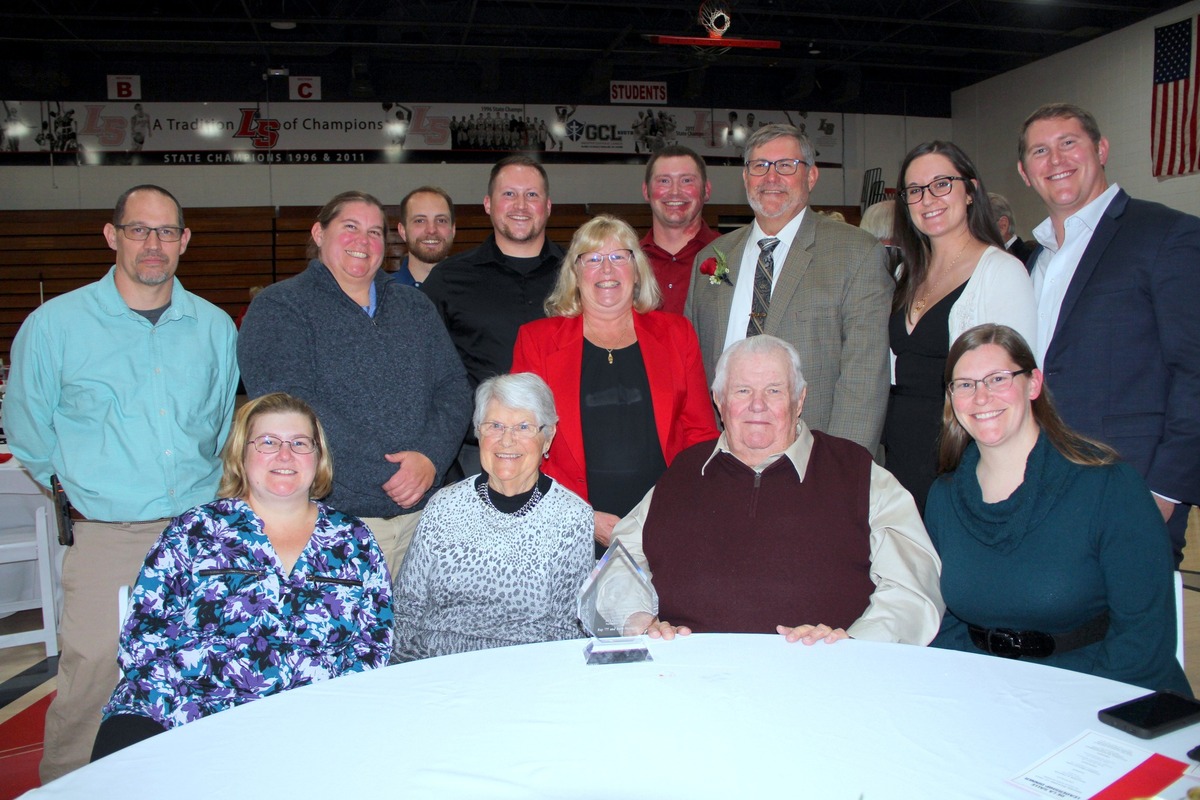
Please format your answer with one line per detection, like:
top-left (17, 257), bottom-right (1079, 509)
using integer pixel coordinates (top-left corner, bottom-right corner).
top-left (0, 201), bottom-right (860, 365)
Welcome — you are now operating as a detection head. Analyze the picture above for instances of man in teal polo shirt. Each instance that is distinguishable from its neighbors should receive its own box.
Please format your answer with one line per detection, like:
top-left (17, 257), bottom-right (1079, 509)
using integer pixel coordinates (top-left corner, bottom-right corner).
top-left (7, 184), bottom-right (238, 781)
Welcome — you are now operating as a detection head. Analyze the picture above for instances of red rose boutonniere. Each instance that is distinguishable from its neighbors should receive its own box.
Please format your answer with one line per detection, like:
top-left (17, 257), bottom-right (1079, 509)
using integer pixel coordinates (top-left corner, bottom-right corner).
top-left (698, 249), bottom-right (731, 286)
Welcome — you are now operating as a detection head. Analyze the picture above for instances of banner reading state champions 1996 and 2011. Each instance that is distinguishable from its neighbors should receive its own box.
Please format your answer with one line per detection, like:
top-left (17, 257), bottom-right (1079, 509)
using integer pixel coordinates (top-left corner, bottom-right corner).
top-left (0, 100), bottom-right (844, 167)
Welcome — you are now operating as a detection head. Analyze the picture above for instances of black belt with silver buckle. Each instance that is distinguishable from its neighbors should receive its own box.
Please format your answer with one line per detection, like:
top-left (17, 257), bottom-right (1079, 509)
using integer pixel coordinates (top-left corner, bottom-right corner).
top-left (966, 612), bottom-right (1109, 659)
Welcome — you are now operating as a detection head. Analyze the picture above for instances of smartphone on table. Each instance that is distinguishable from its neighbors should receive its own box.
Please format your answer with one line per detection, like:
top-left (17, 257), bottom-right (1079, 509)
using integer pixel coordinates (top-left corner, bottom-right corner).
top-left (1099, 691), bottom-right (1200, 739)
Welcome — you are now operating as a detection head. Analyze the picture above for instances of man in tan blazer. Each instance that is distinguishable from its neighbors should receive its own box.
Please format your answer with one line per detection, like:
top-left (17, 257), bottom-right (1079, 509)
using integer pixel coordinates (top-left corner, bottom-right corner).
top-left (684, 123), bottom-right (891, 453)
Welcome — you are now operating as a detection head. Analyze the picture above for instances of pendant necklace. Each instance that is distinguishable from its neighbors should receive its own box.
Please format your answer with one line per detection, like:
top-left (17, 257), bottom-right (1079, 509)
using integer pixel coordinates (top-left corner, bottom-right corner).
top-left (587, 320), bottom-right (633, 365)
top-left (913, 242), bottom-right (968, 317)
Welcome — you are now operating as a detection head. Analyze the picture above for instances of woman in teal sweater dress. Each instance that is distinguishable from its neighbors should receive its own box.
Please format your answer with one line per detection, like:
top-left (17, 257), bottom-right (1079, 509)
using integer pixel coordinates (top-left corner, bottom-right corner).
top-left (926, 324), bottom-right (1189, 694)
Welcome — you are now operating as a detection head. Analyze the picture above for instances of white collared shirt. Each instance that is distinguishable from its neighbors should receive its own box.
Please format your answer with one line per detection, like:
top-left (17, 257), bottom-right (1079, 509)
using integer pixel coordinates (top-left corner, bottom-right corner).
top-left (722, 208), bottom-right (808, 353)
top-left (1030, 182), bottom-right (1120, 366)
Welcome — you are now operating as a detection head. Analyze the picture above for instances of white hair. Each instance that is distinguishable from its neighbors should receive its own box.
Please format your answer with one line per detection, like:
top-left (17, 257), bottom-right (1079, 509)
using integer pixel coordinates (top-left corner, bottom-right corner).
top-left (473, 372), bottom-right (559, 429)
top-left (859, 200), bottom-right (896, 241)
top-left (712, 335), bottom-right (807, 399)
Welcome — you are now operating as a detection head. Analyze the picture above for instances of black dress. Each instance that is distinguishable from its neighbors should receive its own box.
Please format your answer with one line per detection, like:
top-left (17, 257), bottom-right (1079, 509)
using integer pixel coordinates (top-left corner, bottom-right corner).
top-left (580, 339), bottom-right (667, 558)
top-left (883, 282), bottom-right (967, 515)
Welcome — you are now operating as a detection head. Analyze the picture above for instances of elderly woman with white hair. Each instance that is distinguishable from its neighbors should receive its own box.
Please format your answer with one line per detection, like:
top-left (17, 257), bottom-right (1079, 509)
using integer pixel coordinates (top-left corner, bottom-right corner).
top-left (390, 372), bottom-right (594, 662)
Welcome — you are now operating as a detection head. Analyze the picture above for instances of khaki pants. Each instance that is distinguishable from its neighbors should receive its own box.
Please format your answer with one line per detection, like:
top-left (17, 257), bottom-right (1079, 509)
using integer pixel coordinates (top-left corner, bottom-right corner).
top-left (40, 519), bottom-right (167, 783)
top-left (360, 511), bottom-right (423, 584)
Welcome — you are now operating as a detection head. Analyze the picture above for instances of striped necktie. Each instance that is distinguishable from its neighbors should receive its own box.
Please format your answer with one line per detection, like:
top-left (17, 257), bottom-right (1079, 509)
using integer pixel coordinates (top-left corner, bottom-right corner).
top-left (746, 236), bottom-right (780, 337)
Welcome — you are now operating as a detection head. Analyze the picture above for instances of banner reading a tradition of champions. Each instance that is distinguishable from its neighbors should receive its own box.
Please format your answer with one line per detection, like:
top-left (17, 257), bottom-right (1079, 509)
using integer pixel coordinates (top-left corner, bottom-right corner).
top-left (0, 100), bottom-right (844, 167)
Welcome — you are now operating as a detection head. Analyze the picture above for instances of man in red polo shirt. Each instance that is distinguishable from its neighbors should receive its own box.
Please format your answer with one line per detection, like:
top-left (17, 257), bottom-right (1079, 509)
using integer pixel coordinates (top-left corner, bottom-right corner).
top-left (640, 145), bottom-right (719, 314)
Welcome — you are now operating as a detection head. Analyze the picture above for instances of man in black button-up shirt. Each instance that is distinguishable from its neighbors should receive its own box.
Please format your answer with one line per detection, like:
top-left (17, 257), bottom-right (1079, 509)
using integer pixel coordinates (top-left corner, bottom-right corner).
top-left (422, 154), bottom-right (565, 476)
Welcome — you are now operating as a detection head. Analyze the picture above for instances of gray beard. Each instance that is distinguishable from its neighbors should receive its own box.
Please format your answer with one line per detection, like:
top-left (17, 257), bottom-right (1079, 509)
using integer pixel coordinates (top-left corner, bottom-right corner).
top-left (136, 270), bottom-right (172, 286)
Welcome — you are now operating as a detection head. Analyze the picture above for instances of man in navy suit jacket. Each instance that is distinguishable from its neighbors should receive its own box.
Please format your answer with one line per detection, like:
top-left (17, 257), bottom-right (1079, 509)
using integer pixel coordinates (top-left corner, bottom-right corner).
top-left (1019, 103), bottom-right (1200, 562)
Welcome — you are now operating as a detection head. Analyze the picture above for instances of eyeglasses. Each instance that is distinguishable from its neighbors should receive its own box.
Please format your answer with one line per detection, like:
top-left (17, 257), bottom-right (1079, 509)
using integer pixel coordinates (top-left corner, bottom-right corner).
top-left (115, 224), bottom-right (185, 242)
top-left (577, 249), bottom-right (633, 269)
top-left (246, 435), bottom-right (318, 454)
top-left (744, 158), bottom-right (809, 177)
top-left (947, 370), bottom-right (1030, 398)
top-left (901, 176), bottom-right (970, 205)
top-left (477, 421), bottom-right (545, 440)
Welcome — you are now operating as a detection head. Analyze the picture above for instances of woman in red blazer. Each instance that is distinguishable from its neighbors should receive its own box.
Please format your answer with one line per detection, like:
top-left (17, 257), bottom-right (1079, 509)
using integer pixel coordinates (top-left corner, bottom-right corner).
top-left (512, 215), bottom-right (718, 555)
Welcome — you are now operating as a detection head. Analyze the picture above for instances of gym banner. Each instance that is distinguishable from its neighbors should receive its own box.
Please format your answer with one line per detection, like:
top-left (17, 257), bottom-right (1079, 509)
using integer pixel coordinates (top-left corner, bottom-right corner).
top-left (0, 100), bottom-right (843, 166)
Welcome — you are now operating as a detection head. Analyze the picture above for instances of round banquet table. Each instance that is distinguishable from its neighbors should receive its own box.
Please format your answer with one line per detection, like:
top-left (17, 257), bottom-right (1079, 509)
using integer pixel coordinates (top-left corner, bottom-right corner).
top-left (23, 634), bottom-right (1200, 799)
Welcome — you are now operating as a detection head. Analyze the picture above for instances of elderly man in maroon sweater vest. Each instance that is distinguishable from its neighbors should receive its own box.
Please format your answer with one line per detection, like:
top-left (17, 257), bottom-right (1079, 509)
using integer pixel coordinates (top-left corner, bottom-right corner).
top-left (609, 335), bottom-right (943, 645)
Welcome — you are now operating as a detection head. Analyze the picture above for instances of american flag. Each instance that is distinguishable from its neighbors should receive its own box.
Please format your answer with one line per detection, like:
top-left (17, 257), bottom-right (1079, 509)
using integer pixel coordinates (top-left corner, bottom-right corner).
top-left (1152, 16), bottom-right (1200, 177)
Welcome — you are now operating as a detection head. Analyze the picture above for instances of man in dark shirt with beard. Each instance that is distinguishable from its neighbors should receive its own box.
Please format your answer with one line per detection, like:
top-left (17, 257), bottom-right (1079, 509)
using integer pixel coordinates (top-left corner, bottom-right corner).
top-left (422, 154), bottom-right (564, 477)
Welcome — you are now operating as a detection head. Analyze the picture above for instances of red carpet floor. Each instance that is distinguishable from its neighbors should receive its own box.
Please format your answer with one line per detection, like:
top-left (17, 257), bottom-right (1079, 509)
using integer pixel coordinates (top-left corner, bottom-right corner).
top-left (0, 691), bottom-right (52, 800)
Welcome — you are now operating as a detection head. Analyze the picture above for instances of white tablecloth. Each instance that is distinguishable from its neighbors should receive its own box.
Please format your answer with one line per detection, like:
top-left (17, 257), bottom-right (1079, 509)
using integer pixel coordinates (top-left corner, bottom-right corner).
top-left (24, 633), bottom-right (1200, 798)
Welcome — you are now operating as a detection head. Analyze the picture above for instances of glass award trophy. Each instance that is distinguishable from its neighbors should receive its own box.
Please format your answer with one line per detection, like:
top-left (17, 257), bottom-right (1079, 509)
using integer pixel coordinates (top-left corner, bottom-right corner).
top-left (576, 539), bottom-right (658, 665)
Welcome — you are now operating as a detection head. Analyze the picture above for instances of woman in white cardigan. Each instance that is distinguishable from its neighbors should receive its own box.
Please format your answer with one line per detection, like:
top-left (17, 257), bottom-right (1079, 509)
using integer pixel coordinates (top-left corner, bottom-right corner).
top-left (883, 140), bottom-right (1037, 513)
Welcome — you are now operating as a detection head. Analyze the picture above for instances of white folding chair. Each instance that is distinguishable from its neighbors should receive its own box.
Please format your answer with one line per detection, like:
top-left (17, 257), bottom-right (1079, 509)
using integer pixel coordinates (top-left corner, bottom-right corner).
top-left (0, 507), bottom-right (59, 658)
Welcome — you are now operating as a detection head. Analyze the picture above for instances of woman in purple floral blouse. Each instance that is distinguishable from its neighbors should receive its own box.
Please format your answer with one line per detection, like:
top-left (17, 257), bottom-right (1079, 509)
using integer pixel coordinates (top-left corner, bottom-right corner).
top-left (91, 392), bottom-right (393, 761)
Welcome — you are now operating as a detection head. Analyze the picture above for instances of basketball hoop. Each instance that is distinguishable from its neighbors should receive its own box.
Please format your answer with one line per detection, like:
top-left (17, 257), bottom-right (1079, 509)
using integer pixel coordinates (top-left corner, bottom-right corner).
top-left (690, 1), bottom-right (730, 56)
top-left (644, 2), bottom-right (780, 52)
top-left (698, 1), bottom-right (732, 39)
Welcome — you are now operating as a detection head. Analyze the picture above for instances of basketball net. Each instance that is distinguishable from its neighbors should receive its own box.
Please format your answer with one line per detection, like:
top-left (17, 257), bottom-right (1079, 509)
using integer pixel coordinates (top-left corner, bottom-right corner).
top-left (698, 1), bottom-right (733, 38)
top-left (696, 0), bottom-right (733, 56)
